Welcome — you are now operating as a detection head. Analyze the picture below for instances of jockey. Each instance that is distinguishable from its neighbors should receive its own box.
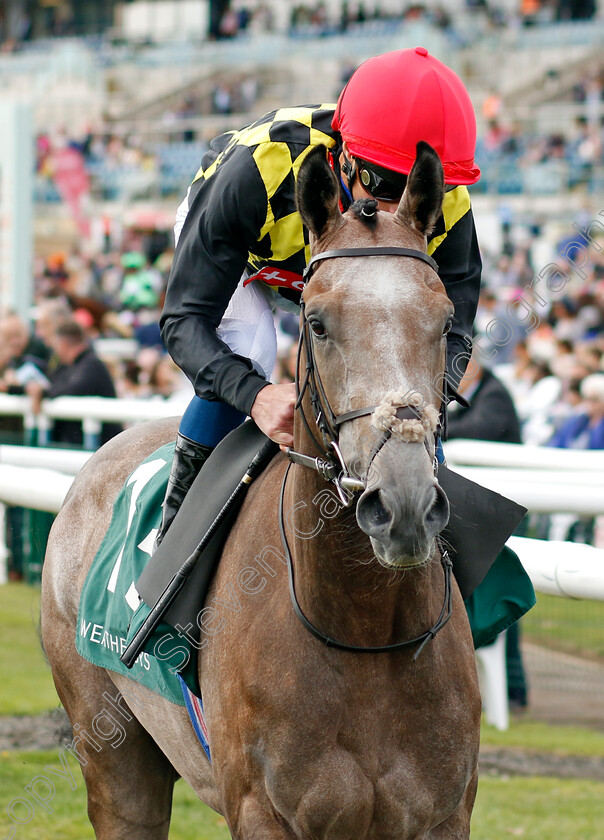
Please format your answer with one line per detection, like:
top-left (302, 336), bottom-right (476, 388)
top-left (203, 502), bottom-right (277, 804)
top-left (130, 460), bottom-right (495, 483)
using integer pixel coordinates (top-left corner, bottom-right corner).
top-left (156, 46), bottom-right (482, 546)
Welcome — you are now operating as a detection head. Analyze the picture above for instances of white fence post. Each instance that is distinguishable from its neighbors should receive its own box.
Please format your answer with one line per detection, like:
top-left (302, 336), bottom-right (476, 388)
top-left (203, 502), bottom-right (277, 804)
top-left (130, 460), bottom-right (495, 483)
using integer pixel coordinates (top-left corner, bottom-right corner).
top-left (475, 632), bottom-right (509, 731)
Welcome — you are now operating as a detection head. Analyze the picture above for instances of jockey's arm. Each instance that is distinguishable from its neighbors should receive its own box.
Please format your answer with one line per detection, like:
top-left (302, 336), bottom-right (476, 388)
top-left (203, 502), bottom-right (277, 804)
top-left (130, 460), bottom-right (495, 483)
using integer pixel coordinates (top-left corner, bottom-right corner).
top-left (431, 200), bottom-right (482, 391)
top-left (160, 144), bottom-right (272, 419)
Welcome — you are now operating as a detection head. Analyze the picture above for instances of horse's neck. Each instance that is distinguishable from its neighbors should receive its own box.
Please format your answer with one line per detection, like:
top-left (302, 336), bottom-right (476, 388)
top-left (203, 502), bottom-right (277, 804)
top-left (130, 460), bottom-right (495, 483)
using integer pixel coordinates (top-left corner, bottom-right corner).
top-left (286, 464), bottom-right (442, 649)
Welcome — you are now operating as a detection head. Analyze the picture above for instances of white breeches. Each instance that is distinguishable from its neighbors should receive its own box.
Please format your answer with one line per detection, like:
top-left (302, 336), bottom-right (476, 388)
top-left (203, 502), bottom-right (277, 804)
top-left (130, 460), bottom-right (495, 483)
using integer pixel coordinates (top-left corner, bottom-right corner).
top-left (175, 191), bottom-right (277, 381)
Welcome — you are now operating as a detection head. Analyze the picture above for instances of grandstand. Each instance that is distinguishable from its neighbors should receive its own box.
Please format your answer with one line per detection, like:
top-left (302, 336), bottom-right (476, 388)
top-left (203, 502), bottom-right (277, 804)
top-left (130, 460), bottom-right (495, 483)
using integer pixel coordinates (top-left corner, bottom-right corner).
top-left (0, 2), bottom-right (600, 260)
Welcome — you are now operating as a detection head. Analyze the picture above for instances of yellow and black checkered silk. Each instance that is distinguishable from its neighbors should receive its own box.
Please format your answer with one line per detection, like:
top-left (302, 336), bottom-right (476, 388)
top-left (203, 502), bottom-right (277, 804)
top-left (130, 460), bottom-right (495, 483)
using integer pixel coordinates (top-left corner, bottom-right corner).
top-left (185, 103), bottom-right (474, 305)
top-left (162, 104), bottom-right (481, 413)
top-left (189, 105), bottom-right (338, 300)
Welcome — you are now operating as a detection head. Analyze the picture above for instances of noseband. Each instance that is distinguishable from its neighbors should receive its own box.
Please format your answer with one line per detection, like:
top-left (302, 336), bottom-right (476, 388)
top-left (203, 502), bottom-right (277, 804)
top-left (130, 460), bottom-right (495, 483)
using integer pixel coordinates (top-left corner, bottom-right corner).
top-left (280, 245), bottom-right (453, 657)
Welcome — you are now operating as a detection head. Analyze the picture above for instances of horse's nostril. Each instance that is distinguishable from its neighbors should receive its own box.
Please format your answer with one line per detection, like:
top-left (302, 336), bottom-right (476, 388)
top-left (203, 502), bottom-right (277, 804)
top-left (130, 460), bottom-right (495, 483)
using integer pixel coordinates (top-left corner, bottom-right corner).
top-left (356, 489), bottom-right (393, 536)
top-left (425, 483), bottom-right (450, 538)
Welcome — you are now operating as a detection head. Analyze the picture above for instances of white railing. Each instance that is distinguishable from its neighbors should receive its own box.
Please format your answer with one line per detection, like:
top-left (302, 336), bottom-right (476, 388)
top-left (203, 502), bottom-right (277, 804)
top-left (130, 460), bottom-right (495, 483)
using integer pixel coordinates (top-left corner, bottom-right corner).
top-left (2, 415), bottom-right (603, 731)
top-left (0, 444), bottom-right (92, 474)
top-left (444, 439), bottom-right (604, 472)
top-left (507, 536), bottom-right (604, 601)
top-left (0, 465), bottom-right (73, 511)
top-left (0, 393), bottom-right (187, 449)
top-left (446, 438), bottom-right (604, 730)
top-left (444, 439), bottom-right (604, 514)
top-left (0, 393), bottom-right (187, 424)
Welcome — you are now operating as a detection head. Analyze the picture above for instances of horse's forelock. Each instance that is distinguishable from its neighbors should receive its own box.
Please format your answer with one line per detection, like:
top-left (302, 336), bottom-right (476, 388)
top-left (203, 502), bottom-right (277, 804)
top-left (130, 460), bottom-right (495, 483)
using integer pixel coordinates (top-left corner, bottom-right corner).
top-left (350, 198), bottom-right (379, 228)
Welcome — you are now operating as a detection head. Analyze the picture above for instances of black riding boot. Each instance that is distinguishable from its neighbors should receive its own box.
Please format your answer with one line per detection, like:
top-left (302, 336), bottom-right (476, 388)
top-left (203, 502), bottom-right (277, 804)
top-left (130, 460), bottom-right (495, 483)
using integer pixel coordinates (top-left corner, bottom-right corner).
top-left (155, 434), bottom-right (213, 548)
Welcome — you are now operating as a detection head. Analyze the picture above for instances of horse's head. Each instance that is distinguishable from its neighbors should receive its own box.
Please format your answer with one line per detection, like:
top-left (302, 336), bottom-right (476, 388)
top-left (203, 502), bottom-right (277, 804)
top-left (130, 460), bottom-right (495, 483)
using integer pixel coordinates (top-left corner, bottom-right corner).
top-left (296, 142), bottom-right (452, 569)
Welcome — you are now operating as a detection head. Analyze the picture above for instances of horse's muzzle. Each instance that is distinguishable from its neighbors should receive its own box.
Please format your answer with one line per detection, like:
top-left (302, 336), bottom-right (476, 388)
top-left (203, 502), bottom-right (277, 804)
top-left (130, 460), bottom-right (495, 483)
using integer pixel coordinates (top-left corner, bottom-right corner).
top-left (356, 479), bottom-right (449, 567)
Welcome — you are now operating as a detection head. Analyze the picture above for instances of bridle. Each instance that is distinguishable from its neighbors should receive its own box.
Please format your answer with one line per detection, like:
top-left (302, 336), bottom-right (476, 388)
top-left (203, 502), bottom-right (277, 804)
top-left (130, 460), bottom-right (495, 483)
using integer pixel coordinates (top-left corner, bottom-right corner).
top-left (279, 244), bottom-right (453, 657)
top-left (288, 245), bottom-right (442, 504)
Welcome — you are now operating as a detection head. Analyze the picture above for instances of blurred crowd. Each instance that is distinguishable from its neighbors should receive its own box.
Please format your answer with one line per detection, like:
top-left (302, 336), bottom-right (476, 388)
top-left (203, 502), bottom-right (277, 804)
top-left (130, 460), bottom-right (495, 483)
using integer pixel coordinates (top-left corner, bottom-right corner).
top-left (1, 208), bottom-right (603, 451)
top-left (473, 217), bottom-right (604, 448)
top-left (480, 115), bottom-right (603, 172)
top-left (480, 60), bottom-right (604, 184)
top-left (0, 241), bottom-right (194, 443)
top-left (0, 0), bottom-right (599, 50)
top-left (465, 214), bottom-right (604, 545)
top-left (31, 54), bottom-right (604, 209)
top-left (216, 1), bottom-right (598, 40)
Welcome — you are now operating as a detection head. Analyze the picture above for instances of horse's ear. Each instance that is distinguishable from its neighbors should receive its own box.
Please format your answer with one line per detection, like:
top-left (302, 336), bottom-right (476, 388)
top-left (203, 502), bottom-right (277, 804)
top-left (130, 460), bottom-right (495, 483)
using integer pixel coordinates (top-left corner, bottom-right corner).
top-left (396, 141), bottom-right (445, 238)
top-left (296, 145), bottom-right (342, 240)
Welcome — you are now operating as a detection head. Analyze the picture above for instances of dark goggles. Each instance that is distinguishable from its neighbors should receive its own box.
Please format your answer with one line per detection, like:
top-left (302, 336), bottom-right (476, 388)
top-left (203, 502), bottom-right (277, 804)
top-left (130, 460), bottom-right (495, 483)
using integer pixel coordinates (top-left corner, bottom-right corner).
top-left (356, 159), bottom-right (408, 203)
top-left (356, 158), bottom-right (456, 202)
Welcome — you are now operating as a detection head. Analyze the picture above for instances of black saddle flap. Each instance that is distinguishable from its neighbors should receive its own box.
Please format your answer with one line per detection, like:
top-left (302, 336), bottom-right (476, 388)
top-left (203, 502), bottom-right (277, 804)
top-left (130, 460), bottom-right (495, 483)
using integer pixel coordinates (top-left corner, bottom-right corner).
top-left (438, 463), bottom-right (527, 600)
top-left (136, 420), bottom-right (269, 635)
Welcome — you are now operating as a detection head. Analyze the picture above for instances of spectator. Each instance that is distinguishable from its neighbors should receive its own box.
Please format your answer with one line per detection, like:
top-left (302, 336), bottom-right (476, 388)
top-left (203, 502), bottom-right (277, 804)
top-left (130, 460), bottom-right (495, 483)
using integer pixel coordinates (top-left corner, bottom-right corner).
top-left (447, 356), bottom-right (522, 444)
top-left (34, 298), bottom-right (73, 349)
top-left (548, 372), bottom-right (604, 449)
top-left (148, 356), bottom-right (192, 401)
top-left (0, 310), bottom-right (51, 393)
top-left (25, 320), bottom-right (122, 446)
top-left (0, 310), bottom-right (50, 373)
top-left (0, 310), bottom-right (53, 582)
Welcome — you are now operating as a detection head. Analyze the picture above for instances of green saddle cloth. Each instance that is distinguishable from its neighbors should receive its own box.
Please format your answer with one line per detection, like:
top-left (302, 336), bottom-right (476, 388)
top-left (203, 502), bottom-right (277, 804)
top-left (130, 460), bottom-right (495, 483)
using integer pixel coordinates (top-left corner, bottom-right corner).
top-left (76, 442), bottom-right (198, 706)
top-left (76, 445), bottom-right (536, 707)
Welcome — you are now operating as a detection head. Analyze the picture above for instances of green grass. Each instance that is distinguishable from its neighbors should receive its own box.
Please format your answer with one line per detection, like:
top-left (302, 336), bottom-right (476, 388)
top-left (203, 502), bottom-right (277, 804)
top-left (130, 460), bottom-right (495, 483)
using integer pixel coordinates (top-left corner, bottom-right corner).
top-left (481, 719), bottom-right (604, 757)
top-left (0, 583), bottom-right (60, 715)
top-left (472, 776), bottom-right (604, 839)
top-left (522, 592), bottom-right (604, 660)
top-left (0, 750), bottom-right (231, 839)
top-left (1, 751), bottom-right (603, 839)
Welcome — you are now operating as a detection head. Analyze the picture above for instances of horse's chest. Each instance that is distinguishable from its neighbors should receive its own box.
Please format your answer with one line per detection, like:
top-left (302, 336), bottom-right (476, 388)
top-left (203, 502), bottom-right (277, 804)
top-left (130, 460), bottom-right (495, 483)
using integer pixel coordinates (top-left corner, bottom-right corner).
top-left (264, 740), bottom-right (472, 840)
top-left (257, 703), bottom-right (477, 840)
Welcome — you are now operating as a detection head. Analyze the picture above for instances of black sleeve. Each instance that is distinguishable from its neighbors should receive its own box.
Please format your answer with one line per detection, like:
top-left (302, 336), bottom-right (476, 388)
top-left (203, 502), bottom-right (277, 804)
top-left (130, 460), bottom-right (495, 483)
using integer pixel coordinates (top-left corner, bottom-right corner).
top-left (160, 144), bottom-right (272, 416)
top-left (433, 208), bottom-right (482, 389)
top-left (47, 353), bottom-right (117, 399)
top-left (447, 375), bottom-right (521, 444)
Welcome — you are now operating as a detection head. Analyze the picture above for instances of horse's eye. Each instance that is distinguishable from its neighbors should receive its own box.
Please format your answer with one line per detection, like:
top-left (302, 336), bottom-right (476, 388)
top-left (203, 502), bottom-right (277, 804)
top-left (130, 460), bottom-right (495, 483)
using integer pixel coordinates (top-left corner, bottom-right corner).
top-left (443, 316), bottom-right (453, 336)
top-left (309, 318), bottom-right (327, 339)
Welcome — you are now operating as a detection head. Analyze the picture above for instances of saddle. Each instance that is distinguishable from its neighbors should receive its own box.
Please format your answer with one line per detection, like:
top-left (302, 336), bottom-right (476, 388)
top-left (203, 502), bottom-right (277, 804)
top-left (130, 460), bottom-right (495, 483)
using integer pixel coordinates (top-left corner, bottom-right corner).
top-left (136, 420), bottom-right (528, 646)
top-left (136, 420), bottom-right (268, 640)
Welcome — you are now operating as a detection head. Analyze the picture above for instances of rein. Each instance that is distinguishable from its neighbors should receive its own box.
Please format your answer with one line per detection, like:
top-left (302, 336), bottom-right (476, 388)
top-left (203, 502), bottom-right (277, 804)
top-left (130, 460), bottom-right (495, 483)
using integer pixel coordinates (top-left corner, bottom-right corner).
top-left (279, 244), bottom-right (453, 657)
top-left (279, 462), bottom-right (453, 658)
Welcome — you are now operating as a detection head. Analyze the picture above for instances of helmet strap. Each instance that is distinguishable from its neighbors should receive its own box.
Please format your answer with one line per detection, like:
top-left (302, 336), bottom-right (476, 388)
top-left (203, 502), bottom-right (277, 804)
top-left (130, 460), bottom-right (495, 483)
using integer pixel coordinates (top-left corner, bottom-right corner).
top-left (341, 155), bottom-right (357, 192)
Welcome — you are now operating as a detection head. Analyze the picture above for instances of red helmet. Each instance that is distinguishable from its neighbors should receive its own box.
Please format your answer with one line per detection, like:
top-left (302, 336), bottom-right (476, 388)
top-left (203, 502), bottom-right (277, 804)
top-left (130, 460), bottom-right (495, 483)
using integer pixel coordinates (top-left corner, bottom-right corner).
top-left (332, 47), bottom-right (480, 186)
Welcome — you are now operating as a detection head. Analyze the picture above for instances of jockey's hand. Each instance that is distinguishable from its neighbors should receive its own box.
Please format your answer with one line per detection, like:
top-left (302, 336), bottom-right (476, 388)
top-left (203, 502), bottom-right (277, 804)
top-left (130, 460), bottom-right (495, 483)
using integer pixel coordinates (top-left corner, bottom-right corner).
top-left (251, 382), bottom-right (296, 448)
